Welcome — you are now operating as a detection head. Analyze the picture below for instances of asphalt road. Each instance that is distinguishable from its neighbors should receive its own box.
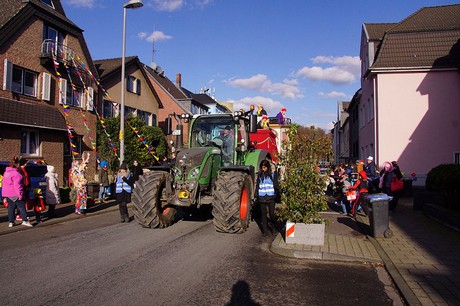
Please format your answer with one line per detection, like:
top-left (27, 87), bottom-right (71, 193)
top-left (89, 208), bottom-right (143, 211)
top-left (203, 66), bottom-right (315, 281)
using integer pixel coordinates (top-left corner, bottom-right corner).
top-left (0, 210), bottom-right (401, 306)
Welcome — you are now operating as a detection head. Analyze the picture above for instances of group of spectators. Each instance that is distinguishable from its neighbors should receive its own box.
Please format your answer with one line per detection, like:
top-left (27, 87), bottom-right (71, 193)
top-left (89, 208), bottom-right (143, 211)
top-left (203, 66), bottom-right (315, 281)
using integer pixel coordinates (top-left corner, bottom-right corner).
top-left (326, 157), bottom-right (404, 217)
top-left (2, 153), bottom-right (147, 228)
top-left (2, 157), bottom-right (61, 228)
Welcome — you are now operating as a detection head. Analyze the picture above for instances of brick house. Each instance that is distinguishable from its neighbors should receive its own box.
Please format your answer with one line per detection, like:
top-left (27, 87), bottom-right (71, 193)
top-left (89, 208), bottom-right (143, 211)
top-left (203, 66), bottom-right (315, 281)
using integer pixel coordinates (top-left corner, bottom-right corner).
top-left (143, 65), bottom-right (191, 149)
top-left (0, 0), bottom-right (99, 185)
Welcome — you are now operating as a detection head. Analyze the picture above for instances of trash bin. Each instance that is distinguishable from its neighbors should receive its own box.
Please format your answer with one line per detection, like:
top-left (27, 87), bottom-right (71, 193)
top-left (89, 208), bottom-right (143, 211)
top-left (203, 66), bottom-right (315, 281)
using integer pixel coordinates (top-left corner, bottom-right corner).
top-left (366, 193), bottom-right (393, 238)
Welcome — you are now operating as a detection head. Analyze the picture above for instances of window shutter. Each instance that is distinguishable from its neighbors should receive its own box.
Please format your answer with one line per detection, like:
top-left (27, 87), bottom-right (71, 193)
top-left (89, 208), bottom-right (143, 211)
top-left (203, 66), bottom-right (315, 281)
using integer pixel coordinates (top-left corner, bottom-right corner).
top-left (42, 72), bottom-right (51, 101)
top-left (87, 87), bottom-right (94, 111)
top-left (136, 79), bottom-right (141, 95)
top-left (59, 78), bottom-right (67, 104)
top-left (3, 59), bottom-right (12, 91)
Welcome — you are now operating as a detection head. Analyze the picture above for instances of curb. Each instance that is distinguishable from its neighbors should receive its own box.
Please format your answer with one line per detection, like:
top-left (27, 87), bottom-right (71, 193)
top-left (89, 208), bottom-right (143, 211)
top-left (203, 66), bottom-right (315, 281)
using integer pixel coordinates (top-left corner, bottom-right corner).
top-left (270, 232), bottom-right (382, 263)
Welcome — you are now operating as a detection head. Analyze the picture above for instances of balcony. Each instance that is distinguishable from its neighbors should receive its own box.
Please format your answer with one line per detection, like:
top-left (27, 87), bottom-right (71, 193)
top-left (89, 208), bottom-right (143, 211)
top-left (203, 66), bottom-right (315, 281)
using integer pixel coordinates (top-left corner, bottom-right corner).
top-left (40, 39), bottom-right (75, 67)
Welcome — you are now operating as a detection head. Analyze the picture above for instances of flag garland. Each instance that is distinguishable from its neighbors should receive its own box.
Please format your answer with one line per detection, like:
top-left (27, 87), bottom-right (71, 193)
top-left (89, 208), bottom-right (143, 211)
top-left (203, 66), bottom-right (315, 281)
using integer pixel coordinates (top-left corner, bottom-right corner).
top-left (71, 54), bottom-right (160, 161)
top-left (50, 50), bottom-right (78, 158)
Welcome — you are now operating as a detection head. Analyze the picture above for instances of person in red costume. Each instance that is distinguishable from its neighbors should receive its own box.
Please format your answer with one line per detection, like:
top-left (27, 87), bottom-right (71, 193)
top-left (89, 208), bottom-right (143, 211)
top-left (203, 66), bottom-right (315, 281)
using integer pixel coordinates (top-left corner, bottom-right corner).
top-left (348, 170), bottom-right (369, 217)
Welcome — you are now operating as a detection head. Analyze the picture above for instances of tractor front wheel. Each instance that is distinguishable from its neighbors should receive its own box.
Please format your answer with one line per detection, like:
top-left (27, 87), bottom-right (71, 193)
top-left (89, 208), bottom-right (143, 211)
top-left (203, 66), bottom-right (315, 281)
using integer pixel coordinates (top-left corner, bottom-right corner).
top-left (212, 171), bottom-right (253, 233)
top-left (132, 171), bottom-right (176, 228)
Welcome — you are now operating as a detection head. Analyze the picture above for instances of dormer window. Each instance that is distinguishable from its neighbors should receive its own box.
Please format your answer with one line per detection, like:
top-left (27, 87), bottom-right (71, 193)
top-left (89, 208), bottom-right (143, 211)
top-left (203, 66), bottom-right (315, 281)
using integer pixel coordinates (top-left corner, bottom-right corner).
top-left (40, 0), bottom-right (55, 8)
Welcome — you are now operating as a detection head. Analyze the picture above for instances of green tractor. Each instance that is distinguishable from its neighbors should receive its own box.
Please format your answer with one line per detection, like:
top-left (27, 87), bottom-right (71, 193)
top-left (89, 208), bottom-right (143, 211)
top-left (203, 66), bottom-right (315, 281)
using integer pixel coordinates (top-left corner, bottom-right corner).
top-left (132, 112), bottom-right (272, 233)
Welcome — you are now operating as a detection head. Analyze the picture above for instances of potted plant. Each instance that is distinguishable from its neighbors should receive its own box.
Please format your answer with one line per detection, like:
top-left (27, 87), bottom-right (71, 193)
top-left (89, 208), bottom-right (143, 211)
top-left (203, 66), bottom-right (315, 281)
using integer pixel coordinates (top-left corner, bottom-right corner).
top-left (276, 124), bottom-right (332, 245)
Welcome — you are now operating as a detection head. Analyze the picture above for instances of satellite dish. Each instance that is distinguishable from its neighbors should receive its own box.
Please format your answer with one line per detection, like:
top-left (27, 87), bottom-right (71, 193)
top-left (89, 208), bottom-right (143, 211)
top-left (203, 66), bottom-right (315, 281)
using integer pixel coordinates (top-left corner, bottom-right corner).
top-left (156, 66), bottom-right (163, 75)
top-left (150, 62), bottom-right (157, 70)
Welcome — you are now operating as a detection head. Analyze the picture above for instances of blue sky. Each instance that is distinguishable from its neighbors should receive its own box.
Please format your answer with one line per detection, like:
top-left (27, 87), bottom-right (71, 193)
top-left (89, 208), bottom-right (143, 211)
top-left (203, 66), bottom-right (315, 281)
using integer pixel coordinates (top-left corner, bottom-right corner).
top-left (62, 0), bottom-right (459, 130)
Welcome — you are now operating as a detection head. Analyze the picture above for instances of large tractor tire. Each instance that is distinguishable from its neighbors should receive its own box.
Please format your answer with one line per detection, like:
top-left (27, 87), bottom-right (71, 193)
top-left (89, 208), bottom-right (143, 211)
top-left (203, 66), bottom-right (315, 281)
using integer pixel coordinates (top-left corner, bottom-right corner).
top-left (132, 171), bottom-right (176, 228)
top-left (212, 171), bottom-right (253, 233)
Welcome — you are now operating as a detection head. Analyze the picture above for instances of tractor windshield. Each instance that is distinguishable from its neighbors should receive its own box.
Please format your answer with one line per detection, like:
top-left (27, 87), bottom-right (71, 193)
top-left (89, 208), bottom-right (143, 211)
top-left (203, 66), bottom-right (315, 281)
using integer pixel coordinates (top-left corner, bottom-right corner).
top-left (190, 116), bottom-right (235, 165)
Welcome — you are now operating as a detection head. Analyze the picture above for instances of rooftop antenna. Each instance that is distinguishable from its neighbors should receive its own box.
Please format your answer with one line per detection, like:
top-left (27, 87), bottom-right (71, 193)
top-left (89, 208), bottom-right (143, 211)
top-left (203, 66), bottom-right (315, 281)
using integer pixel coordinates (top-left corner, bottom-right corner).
top-left (151, 25), bottom-right (158, 65)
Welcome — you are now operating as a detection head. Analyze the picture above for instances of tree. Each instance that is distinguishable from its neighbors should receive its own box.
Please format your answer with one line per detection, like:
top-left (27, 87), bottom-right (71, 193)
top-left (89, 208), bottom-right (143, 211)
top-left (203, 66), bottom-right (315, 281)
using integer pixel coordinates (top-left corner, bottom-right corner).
top-left (276, 124), bottom-right (333, 224)
top-left (96, 116), bottom-right (167, 172)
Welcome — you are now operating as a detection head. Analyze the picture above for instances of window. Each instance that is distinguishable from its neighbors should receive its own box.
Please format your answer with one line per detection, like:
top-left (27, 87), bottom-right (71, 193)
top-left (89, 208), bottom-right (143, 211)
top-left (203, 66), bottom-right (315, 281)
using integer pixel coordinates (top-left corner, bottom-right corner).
top-left (137, 110), bottom-right (151, 125)
top-left (103, 99), bottom-right (115, 118)
top-left (454, 152), bottom-right (460, 164)
top-left (66, 84), bottom-right (84, 107)
top-left (64, 134), bottom-right (82, 157)
top-left (21, 130), bottom-right (39, 156)
top-left (127, 76), bottom-right (141, 95)
top-left (11, 66), bottom-right (37, 97)
top-left (125, 106), bottom-right (136, 116)
top-left (59, 79), bottom-right (84, 107)
top-left (43, 25), bottom-right (64, 57)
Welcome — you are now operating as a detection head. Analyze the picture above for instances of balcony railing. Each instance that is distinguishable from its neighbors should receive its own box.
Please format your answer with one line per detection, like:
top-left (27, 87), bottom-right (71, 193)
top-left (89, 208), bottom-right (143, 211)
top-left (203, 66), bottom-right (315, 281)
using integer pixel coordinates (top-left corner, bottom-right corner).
top-left (40, 39), bottom-right (75, 66)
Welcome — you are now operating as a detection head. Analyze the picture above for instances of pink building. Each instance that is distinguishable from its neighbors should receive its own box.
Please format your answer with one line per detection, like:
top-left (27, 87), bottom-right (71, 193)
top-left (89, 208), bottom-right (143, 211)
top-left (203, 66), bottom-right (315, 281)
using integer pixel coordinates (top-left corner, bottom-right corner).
top-left (359, 4), bottom-right (460, 185)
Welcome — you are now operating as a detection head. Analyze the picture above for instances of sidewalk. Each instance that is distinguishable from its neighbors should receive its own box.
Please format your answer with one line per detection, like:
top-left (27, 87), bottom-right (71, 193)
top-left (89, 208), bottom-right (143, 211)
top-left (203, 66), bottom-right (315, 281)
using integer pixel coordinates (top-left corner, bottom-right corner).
top-left (0, 199), bottom-right (120, 236)
top-left (271, 197), bottom-right (460, 306)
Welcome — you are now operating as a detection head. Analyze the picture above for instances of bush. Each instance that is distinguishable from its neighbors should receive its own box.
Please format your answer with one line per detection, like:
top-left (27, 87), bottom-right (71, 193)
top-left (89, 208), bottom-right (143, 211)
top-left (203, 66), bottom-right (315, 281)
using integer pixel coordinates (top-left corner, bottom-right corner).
top-left (275, 124), bottom-right (332, 224)
top-left (426, 164), bottom-right (460, 211)
top-left (97, 116), bottom-right (168, 171)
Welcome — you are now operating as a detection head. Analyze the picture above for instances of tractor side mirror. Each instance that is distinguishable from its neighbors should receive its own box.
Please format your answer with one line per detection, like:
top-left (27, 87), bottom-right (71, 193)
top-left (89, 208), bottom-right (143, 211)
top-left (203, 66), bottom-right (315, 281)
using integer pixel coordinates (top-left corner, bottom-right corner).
top-left (249, 114), bottom-right (257, 133)
top-left (166, 117), bottom-right (172, 135)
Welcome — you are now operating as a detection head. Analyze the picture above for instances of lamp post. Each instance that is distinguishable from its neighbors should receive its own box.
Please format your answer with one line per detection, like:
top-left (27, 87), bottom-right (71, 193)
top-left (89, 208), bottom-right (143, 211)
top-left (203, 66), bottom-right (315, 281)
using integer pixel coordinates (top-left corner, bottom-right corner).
top-left (120, 0), bottom-right (143, 165)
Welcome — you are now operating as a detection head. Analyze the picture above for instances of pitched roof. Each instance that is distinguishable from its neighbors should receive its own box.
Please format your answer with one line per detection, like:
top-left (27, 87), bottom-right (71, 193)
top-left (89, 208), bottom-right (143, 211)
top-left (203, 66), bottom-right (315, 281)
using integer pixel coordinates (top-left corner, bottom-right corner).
top-left (94, 57), bottom-right (163, 108)
top-left (370, 4), bottom-right (460, 70)
top-left (364, 23), bottom-right (397, 41)
top-left (0, 0), bottom-right (98, 78)
top-left (143, 64), bottom-right (188, 100)
top-left (0, 98), bottom-right (67, 131)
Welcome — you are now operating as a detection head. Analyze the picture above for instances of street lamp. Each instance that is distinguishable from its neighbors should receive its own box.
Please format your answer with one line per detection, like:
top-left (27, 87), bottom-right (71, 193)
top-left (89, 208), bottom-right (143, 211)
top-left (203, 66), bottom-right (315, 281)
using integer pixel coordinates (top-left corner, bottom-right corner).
top-left (120, 0), bottom-right (143, 164)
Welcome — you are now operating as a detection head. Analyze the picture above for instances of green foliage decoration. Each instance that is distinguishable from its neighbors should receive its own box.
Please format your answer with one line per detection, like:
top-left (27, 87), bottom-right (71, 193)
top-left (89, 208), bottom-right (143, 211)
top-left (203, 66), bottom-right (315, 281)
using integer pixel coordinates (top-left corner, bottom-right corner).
top-left (96, 115), bottom-right (167, 172)
top-left (276, 124), bottom-right (332, 224)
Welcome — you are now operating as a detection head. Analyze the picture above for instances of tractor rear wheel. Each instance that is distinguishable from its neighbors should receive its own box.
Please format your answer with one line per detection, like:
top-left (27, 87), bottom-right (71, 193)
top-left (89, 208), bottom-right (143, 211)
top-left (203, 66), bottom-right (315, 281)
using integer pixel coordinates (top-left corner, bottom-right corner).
top-left (212, 171), bottom-right (253, 233)
top-left (132, 171), bottom-right (176, 228)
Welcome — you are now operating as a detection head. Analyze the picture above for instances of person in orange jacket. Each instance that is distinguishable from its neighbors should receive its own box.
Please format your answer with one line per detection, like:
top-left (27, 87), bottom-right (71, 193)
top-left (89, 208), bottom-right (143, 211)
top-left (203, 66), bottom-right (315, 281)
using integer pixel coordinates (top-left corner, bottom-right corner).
top-left (348, 170), bottom-right (370, 217)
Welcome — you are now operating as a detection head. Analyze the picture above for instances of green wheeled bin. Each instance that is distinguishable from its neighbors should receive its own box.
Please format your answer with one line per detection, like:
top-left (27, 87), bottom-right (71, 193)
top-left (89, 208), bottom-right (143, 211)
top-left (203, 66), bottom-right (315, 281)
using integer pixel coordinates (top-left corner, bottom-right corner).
top-left (366, 193), bottom-right (393, 238)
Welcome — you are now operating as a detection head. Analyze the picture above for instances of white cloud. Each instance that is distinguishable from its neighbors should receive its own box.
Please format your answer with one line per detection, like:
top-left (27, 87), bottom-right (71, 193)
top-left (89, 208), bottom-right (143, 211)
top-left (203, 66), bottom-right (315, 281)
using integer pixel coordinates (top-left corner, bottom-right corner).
top-left (148, 0), bottom-right (184, 11)
top-left (229, 96), bottom-right (284, 116)
top-left (226, 74), bottom-right (302, 100)
top-left (66, 0), bottom-right (95, 8)
top-left (146, 0), bottom-right (213, 11)
top-left (138, 31), bottom-right (173, 42)
top-left (318, 91), bottom-right (348, 98)
top-left (297, 55), bottom-right (360, 85)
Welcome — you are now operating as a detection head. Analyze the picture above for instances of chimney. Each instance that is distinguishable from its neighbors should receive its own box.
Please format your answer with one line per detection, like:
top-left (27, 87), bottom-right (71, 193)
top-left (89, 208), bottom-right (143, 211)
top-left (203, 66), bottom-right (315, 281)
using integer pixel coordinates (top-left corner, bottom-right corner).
top-left (176, 73), bottom-right (182, 88)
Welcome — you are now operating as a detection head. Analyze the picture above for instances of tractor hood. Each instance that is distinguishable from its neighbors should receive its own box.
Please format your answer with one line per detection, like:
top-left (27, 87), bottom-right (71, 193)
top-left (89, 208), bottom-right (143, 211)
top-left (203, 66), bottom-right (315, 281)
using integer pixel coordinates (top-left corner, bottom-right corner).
top-left (176, 148), bottom-right (210, 168)
top-left (174, 147), bottom-right (220, 179)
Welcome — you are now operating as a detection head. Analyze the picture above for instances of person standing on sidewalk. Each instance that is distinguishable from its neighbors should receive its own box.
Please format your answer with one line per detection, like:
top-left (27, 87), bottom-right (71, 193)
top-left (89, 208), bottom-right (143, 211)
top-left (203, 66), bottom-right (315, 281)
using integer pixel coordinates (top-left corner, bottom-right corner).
top-left (255, 160), bottom-right (280, 235)
top-left (2, 157), bottom-right (33, 228)
top-left (71, 152), bottom-right (90, 215)
top-left (115, 163), bottom-right (134, 223)
top-left (348, 170), bottom-right (370, 217)
top-left (97, 161), bottom-right (110, 203)
top-left (379, 161), bottom-right (399, 211)
top-left (45, 165), bottom-right (61, 219)
top-left (131, 160), bottom-right (143, 183)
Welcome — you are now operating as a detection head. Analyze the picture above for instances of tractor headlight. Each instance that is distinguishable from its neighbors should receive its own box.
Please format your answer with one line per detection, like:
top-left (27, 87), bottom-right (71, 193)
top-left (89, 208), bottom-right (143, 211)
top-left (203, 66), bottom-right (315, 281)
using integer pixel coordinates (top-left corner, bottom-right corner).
top-left (188, 166), bottom-right (200, 179)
